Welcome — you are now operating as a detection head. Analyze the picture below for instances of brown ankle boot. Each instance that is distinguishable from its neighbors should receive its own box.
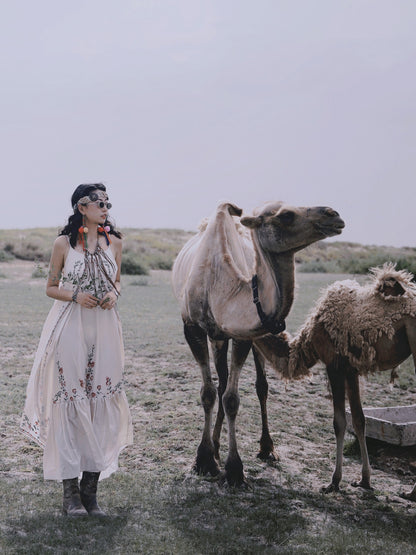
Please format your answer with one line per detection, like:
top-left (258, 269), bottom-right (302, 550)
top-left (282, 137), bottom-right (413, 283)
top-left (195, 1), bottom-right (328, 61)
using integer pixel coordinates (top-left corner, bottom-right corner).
top-left (62, 478), bottom-right (88, 516)
top-left (80, 472), bottom-right (106, 517)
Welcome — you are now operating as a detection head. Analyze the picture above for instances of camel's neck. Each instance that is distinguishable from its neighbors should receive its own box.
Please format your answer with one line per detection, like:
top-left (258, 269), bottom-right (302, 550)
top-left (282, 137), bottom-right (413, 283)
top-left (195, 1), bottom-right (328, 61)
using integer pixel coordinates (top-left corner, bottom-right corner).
top-left (254, 246), bottom-right (295, 323)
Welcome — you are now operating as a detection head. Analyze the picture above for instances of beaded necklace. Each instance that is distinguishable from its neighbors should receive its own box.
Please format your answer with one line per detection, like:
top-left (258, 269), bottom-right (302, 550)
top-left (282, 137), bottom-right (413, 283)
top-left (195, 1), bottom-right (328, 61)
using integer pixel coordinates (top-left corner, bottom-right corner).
top-left (77, 225), bottom-right (119, 300)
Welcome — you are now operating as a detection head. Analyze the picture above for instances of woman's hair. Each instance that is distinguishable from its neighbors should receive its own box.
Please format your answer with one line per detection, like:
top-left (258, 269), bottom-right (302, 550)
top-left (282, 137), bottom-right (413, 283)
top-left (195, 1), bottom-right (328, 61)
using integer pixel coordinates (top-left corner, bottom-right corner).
top-left (59, 183), bottom-right (122, 247)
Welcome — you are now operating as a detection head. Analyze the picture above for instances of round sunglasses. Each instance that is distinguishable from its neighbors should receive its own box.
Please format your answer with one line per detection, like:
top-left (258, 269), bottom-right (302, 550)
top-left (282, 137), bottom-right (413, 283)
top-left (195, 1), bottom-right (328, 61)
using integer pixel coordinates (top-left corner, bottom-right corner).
top-left (89, 200), bottom-right (112, 209)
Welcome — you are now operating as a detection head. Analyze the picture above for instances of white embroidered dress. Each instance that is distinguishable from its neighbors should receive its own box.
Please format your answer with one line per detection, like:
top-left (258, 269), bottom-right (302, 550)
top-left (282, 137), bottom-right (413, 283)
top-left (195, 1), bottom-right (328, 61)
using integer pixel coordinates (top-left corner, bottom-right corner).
top-left (21, 241), bottom-right (133, 480)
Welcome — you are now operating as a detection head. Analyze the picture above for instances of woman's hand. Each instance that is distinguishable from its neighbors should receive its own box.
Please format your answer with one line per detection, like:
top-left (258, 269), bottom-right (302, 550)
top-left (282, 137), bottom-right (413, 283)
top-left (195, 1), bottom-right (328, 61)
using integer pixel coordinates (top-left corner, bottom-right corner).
top-left (99, 290), bottom-right (118, 310)
top-left (76, 292), bottom-right (100, 309)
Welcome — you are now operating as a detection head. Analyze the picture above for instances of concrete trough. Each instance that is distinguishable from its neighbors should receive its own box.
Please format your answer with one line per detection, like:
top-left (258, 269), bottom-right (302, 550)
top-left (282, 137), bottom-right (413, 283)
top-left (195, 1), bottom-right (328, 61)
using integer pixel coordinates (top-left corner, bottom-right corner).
top-left (346, 405), bottom-right (416, 446)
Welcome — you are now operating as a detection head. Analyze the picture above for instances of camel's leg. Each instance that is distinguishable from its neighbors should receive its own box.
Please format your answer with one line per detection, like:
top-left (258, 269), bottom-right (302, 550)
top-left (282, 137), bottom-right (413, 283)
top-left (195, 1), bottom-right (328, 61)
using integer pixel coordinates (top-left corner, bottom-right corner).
top-left (322, 361), bottom-right (346, 493)
top-left (223, 339), bottom-right (252, 486)
top-left (252, 346), bottom-right (277, 461)
top-left (346, 369), bottom-right (372, 490)
top-left (210, 338), bottom-right (229, 460)
top-left (401, 482), bottom-right (416, 502)
top-left (184, 323), bottom-right (220, 477)
top-left (405, 319), bottom-right (416, 373)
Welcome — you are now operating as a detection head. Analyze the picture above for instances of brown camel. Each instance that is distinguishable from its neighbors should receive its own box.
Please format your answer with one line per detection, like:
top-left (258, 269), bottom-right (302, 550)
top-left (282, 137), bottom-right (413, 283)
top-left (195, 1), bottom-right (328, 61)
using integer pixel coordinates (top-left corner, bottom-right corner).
top-left (172, 200), bottom-right (344, 485)
top-left (280, 264), bottom-right (416, 498)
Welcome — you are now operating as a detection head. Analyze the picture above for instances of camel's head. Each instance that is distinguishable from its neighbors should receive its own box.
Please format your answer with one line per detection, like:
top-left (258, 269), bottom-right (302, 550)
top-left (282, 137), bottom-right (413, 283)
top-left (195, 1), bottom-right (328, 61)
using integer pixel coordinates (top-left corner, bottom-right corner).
top-left (240, 201), bottom-right (345, 253)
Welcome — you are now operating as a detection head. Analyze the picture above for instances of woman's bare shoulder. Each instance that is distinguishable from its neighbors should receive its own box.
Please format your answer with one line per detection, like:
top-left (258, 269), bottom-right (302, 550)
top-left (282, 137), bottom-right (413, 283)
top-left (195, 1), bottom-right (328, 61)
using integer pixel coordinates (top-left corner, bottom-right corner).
top-left (111, 235), bottom-right (122, 249)
top-left (48, 236), bottom-right (69, 277)
top-left (53, 235), bottom-right (70, 251)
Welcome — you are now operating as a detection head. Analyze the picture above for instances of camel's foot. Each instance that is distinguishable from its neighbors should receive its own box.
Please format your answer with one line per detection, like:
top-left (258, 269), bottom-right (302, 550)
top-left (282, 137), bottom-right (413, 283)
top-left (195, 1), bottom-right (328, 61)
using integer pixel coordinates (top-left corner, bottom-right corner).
top-left (193, 444), bottom-right (220, 477)
top-left (351, 479), bottom-right (373, 491)
top-left (258, 435), bottom-right (277, 462)
top-left (400, 490), bottom-right (416, 502)
top-left (321, 482), bottom-right (340, 494)
top-left (256, 449), bottom-right (279, 462)
top-left (219, 474), bottom-right (249, 490)
top-left (224, 455), bottom-right (245, 487)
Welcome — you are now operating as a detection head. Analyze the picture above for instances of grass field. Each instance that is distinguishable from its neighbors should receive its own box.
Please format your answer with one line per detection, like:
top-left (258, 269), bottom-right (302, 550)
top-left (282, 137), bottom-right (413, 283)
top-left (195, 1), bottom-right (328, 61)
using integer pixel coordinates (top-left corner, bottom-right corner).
top-left (1, 261), bottom-right (416, 554)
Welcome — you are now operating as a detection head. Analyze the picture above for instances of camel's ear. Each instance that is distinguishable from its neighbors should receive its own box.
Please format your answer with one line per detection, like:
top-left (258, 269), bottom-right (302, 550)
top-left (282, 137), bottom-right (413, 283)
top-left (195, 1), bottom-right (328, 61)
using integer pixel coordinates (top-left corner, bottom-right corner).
top-left (217, 201), bottom-right (243, 217)
top-left (241, 216), bottom-right (261, 229)
top-left (226, 203), bottom-right (243, 217)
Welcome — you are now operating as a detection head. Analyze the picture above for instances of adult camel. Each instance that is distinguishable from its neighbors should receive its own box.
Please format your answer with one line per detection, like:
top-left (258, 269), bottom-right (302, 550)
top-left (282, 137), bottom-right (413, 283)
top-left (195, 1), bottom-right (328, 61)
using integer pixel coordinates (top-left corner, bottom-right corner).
top-left (172, 200), bottom-right (345, 485)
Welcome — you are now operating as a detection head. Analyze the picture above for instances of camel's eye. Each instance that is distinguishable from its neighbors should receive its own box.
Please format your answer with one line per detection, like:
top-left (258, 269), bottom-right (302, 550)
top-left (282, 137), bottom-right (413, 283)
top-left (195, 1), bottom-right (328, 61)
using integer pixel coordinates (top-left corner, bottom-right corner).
top-left (278, 210), bottom-right (295, 225)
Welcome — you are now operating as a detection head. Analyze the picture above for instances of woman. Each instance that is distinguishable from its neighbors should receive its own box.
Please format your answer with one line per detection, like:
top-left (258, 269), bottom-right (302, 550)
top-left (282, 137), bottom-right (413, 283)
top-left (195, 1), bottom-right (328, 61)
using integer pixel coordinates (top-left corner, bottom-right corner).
top-left (21, 183), bottom-right (133, 516)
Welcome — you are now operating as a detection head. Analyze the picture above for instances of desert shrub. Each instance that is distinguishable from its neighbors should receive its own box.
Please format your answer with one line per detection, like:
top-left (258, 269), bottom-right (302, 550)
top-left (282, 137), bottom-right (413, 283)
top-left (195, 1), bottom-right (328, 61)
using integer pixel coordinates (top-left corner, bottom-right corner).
top-left (298, 260), bottom-right (342, 273)
top-left (394, 257), bottom-right (416, 276)
top-left (0, 249), bottom-right (14, 262)
top-left (338, 256), bottom-right (385, 274)
top-left (0, 229), bottom-right (57, 262)
top-left (339, 255), bottom-right (416, 276)
top-left (148, 254), bottom-right (173, 271)
top-left (31, 263), bottom-right (48, 279)
top-left (1, 228), bottom-right (415, 277)
top-left (121, 254), bottom-right (149, 275)
top-left (121, 228), bottom-right (193, 271)
top-left (9, 242), bottom-right (48, 262)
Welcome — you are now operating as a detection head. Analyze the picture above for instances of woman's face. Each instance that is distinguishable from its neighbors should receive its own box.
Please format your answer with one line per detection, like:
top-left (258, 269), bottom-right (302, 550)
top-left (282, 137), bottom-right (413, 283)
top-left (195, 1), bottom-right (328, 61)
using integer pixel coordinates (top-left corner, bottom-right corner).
top-left (79, 190), bottom-right (111, 225)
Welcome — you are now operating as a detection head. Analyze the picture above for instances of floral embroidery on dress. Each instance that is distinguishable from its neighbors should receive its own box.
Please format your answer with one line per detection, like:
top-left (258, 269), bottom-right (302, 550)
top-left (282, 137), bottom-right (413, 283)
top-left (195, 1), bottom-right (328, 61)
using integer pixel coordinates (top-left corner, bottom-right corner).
top-left (105, 377), bottom-right (123, 396)
top-left (84, 346), bottom-right (96, 397)
top-left (52, 345), bottom-right (123, 403)
top-left (61, 259), bottom-right (84, 291)
top-left (52, 362), bottom-right (70, 404)
top-left (21, 413), bottom-right (40, 440)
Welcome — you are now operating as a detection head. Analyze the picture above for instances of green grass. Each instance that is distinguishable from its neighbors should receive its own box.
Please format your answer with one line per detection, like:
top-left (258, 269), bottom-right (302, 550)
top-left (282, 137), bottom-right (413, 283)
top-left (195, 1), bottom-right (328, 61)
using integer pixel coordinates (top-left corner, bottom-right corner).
top-left (1, 264), bottom-right (416, 553)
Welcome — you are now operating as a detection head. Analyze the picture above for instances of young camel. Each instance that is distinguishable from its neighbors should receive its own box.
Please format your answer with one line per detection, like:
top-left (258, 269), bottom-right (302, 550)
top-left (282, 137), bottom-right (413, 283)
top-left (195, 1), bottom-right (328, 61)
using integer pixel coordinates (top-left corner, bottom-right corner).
top-left (284, 264), bottom-right (416, 498)
top-left (172, 200), bottom-right (344, 485)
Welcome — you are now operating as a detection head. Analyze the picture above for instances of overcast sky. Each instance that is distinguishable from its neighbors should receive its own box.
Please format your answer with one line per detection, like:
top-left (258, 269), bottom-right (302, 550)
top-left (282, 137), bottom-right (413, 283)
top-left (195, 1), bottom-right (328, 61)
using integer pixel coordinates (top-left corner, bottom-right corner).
top-left (1, 1), bottom-right (415, 246)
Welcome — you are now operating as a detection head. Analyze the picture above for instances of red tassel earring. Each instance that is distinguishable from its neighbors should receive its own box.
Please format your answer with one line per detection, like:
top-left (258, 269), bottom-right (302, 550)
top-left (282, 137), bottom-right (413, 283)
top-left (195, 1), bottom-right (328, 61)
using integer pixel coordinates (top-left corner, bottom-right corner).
top-left (98, 225), bottom-right (111, 246)
top-left (78, 217), bottom-right (88, 251)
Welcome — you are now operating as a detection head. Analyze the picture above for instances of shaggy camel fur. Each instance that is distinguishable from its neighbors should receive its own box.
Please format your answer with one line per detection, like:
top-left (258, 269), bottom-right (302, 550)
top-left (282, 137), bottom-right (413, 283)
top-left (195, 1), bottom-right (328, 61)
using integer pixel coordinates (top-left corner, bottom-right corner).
top-left (287, 264), bottom-right (416, 498)
top-left (172, 200), bottom-right (344, 485)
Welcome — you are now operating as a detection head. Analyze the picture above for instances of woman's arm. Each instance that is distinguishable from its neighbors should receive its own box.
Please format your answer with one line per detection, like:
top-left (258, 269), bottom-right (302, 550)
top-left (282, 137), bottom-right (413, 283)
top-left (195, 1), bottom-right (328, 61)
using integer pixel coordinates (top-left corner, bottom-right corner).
top-left (46, 236), bottom-right (72, 302)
